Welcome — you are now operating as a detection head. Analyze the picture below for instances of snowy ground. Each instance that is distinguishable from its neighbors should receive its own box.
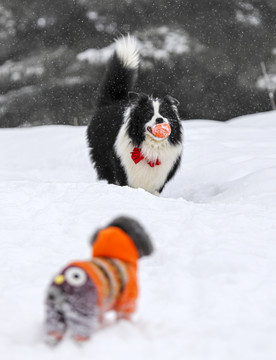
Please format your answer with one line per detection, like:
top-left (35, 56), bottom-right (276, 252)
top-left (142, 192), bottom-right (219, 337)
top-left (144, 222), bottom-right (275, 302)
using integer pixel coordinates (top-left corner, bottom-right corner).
top-left (0, 111), bottom-right (276, 360)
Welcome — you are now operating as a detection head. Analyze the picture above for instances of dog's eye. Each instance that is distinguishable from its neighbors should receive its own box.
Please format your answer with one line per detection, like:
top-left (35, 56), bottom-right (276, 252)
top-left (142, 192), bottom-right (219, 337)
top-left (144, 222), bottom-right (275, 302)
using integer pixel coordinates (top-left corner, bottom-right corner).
top-left (65, 267), bottom-right (87, 287)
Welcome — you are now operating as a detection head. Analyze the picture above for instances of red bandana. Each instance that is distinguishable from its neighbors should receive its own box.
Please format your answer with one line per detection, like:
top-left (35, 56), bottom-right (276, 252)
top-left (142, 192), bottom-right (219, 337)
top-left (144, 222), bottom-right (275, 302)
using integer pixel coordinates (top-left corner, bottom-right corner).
top-left (131, 148), bottom-right (161, 168)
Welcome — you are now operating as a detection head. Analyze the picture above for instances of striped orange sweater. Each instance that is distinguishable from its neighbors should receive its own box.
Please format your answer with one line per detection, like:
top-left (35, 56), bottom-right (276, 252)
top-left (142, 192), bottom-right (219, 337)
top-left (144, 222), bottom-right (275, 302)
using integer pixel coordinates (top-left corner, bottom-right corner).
top-left (71, 226), bottom-right (139, 316)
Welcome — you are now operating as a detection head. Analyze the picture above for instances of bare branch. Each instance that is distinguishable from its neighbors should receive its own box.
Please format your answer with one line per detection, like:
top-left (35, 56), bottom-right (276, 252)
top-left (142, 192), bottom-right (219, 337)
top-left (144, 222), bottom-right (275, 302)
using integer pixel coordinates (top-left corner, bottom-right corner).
top-left (261, 61), bottom-right (276, 110)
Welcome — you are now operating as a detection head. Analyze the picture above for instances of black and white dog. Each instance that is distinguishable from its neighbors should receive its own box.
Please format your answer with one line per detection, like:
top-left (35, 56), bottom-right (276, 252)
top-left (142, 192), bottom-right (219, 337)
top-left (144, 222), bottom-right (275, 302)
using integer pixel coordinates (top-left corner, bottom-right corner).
top-left (87, 35), bottom-right (183, 195)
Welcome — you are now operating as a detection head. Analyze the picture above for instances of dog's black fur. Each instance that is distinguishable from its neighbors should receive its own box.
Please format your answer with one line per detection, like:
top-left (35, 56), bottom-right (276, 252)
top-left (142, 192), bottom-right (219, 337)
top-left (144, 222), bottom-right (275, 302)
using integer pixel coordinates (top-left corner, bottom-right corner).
top-left (87, 36), bottom-right (183, 195)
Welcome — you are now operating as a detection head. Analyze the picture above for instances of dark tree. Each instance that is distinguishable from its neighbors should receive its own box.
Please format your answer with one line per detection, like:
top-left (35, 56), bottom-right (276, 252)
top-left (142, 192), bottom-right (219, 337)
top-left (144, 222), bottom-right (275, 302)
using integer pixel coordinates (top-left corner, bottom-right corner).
top-left (0, 0), bottom-right (275, 127)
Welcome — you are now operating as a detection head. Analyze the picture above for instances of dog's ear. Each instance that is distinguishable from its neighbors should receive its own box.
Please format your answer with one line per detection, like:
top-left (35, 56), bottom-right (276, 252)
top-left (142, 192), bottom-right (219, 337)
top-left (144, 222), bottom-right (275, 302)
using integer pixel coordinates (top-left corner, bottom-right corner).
top-left (128, 92), bottom-right (149, 103)
top-left (164, 95), bottom-right (180, 106)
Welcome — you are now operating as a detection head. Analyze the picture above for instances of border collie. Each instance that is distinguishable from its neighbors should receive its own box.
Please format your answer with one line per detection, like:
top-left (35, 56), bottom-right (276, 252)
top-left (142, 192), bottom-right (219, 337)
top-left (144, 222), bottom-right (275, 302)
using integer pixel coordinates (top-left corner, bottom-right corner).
top-left (87, 35), bottom-right (183, 195)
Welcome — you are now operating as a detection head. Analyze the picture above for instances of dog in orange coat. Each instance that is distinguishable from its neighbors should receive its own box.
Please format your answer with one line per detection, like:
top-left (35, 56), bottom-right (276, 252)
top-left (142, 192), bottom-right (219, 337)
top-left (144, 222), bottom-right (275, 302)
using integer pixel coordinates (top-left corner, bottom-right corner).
top-left (44, 216), bottom-right (153, 344)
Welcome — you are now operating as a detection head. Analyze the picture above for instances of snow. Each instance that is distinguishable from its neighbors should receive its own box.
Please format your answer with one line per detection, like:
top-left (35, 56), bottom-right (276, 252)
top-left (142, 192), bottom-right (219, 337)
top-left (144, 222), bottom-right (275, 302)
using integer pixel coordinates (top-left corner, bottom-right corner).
top-left (257, 74), bottom-right (276, 92)
top-left (0, 59), bottom-right (44, 83)
top-left (77, 44), bottom-right (115, 65)
top-left (77, 27), bottom-right (191, 66)
top-left (138, 27), bottom-right (191, 60)
top-left (236, 10), bottom-right (261, 26)
top-left (1, 110), bottom-right (276, 360)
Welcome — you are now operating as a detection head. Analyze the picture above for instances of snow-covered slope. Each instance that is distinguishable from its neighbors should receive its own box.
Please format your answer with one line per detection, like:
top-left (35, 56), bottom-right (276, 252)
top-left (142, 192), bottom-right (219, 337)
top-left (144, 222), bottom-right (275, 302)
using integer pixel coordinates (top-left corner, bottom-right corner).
top-left (0, 111), bottom-right (276, 360)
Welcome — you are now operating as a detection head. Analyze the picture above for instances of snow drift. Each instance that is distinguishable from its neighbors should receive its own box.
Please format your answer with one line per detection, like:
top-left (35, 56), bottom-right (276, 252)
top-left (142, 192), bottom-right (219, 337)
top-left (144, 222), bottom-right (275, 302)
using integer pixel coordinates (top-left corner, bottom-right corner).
top-left (0, 111), bottom-right (276, 360)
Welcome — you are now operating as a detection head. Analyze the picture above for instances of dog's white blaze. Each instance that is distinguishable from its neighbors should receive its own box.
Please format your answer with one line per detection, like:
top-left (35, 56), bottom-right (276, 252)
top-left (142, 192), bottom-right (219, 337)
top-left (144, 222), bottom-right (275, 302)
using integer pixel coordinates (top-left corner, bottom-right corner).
top-left (153, 100), bottom-right (160, 117)
top-left (115, 107), bottom-right (183, 195)
top-left (145, 99), bottom-right (170, 142)
top-left (151, 100), bottom-right (167, 123)
top-left (116, 35), bottom-right (139, 69)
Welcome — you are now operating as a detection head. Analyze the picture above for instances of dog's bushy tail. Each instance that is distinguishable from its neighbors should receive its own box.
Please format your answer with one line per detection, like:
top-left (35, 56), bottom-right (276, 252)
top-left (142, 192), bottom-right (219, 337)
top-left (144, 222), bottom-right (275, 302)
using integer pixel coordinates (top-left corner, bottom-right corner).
top-left (96, 35), bottom-right (139, 108)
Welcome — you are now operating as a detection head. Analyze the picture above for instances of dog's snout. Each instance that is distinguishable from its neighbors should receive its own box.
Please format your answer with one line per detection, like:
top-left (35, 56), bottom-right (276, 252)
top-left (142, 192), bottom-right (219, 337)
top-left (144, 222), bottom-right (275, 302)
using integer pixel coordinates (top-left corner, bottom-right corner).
top-left (155, 118), bottom-right (164, 124)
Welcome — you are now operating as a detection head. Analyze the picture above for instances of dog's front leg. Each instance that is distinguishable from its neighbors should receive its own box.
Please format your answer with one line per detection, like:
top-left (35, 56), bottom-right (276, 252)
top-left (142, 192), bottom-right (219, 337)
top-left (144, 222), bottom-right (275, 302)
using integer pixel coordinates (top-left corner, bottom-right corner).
top-left (44, 303), bottom-right (67, 345)
top-left (64, 304), bottom-right (96, 343)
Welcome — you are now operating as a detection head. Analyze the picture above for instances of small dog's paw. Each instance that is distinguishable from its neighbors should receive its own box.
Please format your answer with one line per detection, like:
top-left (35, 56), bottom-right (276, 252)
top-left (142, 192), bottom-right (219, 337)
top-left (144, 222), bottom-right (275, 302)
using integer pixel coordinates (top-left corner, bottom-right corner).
top-left (73, 335), bottom-right (90, 343)
top-left (45, 331), bottom-right (63, 346)
top-left (117, 312), bottom-right (132, 321)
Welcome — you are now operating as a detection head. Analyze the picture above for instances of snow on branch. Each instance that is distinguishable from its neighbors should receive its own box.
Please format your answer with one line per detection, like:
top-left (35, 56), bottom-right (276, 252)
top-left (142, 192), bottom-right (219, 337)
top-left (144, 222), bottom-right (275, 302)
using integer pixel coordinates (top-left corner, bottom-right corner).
top-left (260, 61), bottom-right (276, 111)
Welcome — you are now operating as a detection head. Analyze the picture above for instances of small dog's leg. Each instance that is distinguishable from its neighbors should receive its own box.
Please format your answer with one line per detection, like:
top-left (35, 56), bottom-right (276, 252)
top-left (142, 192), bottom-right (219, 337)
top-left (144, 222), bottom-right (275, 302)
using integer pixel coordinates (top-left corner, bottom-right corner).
top-left (64, 306), bottom-right (96, 343)
top-left (44, 304), bottom-right (67, 345)
top-left (98, 310), bottom-right (105, 324)
top-left (115, 297), bottom-right (136, 321)
top-left (114, 265), bottom-right (138, 321)
top-left (116, 312), bottom-right (132, 321)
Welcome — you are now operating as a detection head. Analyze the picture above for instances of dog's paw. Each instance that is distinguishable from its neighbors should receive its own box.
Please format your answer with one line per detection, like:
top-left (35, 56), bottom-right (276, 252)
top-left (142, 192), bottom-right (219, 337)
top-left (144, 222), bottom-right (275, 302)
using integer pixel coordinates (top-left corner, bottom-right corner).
top-left (152, 190), bottom-right (160, 197)
top-left (117, 312), bottom-right (132, 321)
top-left (73, 335), bottom-right (90, 343)
top-left (45, 331), bottom-right (64, 346)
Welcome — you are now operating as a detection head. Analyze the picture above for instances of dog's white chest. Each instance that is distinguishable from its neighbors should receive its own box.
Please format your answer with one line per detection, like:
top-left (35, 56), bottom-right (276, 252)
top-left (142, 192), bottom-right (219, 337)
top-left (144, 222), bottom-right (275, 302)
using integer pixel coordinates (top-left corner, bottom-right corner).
top-left (115, 127), bottom-right (182, 194)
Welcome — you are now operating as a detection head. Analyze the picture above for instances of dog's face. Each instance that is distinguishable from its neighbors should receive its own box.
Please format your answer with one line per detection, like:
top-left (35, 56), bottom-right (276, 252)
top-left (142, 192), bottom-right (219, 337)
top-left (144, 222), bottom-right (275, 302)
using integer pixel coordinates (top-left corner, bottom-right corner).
top-left (127, 92), bottom-right (182, 147)
top-left (46, 265), bottom-right (96, 315)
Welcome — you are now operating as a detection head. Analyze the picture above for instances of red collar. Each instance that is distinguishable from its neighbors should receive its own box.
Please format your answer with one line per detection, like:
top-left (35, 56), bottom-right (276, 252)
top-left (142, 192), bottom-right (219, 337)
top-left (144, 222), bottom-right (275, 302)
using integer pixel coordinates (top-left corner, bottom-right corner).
top-left (131, 148), bottom-right (161, 167)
